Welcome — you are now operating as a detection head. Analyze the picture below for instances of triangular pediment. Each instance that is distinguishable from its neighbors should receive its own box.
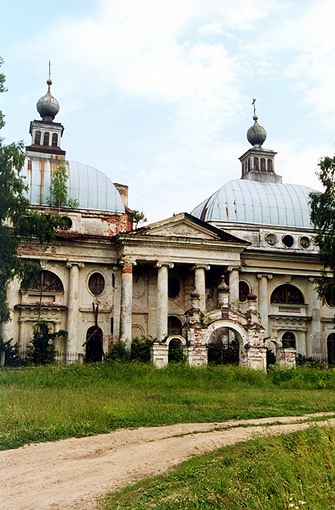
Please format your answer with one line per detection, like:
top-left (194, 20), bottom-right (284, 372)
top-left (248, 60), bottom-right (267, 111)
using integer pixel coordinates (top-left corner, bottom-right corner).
top-left (132, 212), bottom-right (248, 244)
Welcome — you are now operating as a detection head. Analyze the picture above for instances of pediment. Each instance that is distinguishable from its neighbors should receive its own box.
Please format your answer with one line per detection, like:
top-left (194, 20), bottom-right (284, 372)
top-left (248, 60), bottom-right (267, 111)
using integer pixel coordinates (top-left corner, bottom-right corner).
top-left (135, 213), bottom-right (247, 244)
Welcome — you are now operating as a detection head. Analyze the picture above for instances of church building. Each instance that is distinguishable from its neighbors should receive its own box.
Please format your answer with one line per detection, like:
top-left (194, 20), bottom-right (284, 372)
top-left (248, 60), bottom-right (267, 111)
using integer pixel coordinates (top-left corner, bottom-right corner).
top-left (2, 77), bottom-right (335, 369)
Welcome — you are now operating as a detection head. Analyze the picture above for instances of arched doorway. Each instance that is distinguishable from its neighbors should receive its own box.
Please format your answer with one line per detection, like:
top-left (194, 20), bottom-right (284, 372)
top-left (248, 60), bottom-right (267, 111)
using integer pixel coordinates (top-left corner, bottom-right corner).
top-left (327, 333), bottom-right (335, 366)
top-left (85, 326), bottom-right (103, 362)
top-left (208, 327), bottom-right (239, 365)
top-left (168, 337), bottom-right (185, 363)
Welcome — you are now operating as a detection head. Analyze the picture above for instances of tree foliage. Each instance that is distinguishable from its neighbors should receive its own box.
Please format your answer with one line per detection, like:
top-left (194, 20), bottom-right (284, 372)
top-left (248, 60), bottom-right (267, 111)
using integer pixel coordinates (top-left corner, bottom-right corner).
top-left (310, 155), bottom-right (335, 304)
top-left (26, 321), bottom-right (67, 365)
top-left (0, 59), bottom-right (61, 323)
top-left (47, 164), bottom-right (79, 210)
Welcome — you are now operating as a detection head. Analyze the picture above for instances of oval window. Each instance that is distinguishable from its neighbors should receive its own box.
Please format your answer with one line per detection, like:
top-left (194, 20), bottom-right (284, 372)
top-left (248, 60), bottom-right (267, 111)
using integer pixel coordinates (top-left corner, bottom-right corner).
top-left (88, 272), bottom-right (105, 296)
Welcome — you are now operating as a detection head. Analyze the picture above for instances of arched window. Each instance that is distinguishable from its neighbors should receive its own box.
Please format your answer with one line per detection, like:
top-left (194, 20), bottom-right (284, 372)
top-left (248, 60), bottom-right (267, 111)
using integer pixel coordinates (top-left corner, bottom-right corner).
top-left (239, 281), bottom-right (250, 302)
top-left (43, 132), bottom-right (50, 146)
top-left (282, 331), bottom-right (296, 349)
top-left (34, 130), bottom-right (41, 145)
top-left (52, 133), bottom-right (58, 147)
top-left (254, 157), bottom-right (259, 170)
top-left (168, 316), bottom-right (182, 335)
top-left (21, 270), bottom-right (64, 293)
top-left (271, 284), bottom-right (304, 305)
top-left (267, 159), bottom-right (273, 172)
top-left (260, 158), bottom-right (266, 171)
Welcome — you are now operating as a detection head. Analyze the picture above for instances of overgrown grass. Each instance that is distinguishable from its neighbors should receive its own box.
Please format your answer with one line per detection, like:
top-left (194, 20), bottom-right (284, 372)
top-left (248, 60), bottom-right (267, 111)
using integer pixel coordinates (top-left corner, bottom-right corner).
top-left (1, 362), bottom-right (335, 450)
top-left (100, 425), bottom-right (335, 509)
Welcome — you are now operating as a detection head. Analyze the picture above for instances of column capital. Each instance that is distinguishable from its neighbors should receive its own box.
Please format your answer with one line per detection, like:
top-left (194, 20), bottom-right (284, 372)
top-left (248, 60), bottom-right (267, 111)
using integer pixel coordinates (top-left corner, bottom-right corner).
top-left (119, 258), bottom-right (137, 268)
top-left (227, 265), bottom-right (241, 272)
top-left (66, 261), bottom-right (85, 269)
top-left (257, 273), bottom-right (273, 280)
top-left (191, 264), bottom-right (210, 271)
top-left (156, 261), bottom-right (174, 269)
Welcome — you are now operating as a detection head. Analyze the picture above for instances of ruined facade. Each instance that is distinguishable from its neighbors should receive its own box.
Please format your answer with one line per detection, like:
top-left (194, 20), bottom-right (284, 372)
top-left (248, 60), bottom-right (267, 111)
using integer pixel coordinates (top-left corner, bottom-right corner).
top-left (1, 80), bottom-right (335, 369)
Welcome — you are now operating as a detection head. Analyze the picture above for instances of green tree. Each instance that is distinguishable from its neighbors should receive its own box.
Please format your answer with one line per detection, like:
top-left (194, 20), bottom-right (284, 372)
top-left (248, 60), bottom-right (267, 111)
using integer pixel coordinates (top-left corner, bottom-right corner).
top-left (47, 164), bottom-right (79, 210)
top-left (26, 321), bottom-right (67, 365)
top-left (0, 58), bottom-right (61, 323)
top-left (310, 155), bottom-right (335, 304)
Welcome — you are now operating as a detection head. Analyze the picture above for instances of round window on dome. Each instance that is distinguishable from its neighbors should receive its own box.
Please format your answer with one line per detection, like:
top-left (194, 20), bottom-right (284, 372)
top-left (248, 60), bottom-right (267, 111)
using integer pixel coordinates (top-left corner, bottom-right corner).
top-left (282, 234), bottom-right (294, 248)
top-left (88, 272), bottom-right (105, 296)
top-left (60, 216), bottom-right (72, 230)
top-left (299, 236), bottom-right (310, 249)
top-left (265, 233), bottom-right (277, 246)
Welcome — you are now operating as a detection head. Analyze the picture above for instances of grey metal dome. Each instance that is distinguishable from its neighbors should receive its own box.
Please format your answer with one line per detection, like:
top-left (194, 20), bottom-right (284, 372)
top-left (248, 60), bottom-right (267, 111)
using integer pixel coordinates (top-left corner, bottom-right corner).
top-left (247, 114), bottom-right (267, 147)
top-left (36, 79), bottom-right (60, 121)
top-left (191, 179), bottom-right (315, 229)
top-left (22, 158), bottom-right (125, 213)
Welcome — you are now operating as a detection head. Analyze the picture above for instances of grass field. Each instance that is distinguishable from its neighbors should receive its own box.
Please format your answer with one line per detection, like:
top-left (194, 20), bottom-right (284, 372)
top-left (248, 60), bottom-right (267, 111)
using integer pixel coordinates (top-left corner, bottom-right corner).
top-left (1, 362), bottom-right (335, 450)
top-left (100, 425), bottom-right (335, 510)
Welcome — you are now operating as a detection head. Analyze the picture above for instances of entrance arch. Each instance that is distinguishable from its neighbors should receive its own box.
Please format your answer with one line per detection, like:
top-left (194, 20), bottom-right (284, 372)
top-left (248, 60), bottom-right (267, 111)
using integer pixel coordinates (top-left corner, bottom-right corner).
top-left (168, 336), bottom-right (186, 363)
top-left (85, 326), bottom-right (103, 362)
top-left (208, 327), bottom-right (239, 365)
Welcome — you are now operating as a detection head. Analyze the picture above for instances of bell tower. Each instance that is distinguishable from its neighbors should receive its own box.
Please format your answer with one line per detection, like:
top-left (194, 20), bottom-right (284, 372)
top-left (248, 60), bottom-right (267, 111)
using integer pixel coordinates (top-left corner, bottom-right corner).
top-left (26, 63), bottom-right (66, 159)
top-left (239, 99), bottom-right (281, 184)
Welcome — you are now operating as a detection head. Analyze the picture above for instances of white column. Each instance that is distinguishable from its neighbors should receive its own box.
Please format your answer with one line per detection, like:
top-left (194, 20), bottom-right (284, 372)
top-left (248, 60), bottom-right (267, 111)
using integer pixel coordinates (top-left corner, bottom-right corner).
top-left (257, 274), bottom-right (270, 336)
top-left (0, 277), bottom-right (20, 342)
top-left (310, 278), bottom-right (321, 359)
top-left (120, 261), bottom-right (135, 350)
top-left (156, 262), bottom-right (174, 340)
top-left (66, 262), bottom-right (84, 363)
top-left (192, 265), bottom-right (210, 312)
top-left (228, 266), bottom-right (240, 309)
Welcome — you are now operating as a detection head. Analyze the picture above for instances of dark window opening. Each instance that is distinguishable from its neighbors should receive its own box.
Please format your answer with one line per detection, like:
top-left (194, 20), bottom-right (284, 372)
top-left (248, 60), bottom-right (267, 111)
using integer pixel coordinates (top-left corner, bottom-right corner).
top-left (271, 284), bottom-right (304, 305)
top-left (282, 331), bottom-right (296, 349)
top-left (34, 130), bottom-right (41, 145)
top-left (260, 158), bottom-right (266, 171)
top-left (327, 333), bottom-right (335, 365)
top-left (60, 216), bottom-right (72, 230)
top-left (52, 133), bottom-right (58, 147)
top-left (21, 270), bottom-right (64, 293)
top-left (88, 272), bottom-right (105, 296)
top-left (43, 132), bottom-right (50, 146)
top-left (300, 236), bottom-right (310, 249)
top-left (282, 234), bottom-right (294, 247)
top-left (267, 159), bottom-right (273, 172)
top-left (168, 316), bottom-right (182, 335)
top-left (168, 277), bottom-right (180, 299)
top-left (254, 157), bottom-right (259, 170)
top-left (239, 281), bottom-right (250, 302)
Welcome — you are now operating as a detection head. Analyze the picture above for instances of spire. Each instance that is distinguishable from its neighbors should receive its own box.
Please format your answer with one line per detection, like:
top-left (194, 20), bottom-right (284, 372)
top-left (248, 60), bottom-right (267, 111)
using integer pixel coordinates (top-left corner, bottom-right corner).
top-left (247, 99), bottom-right (267, 148)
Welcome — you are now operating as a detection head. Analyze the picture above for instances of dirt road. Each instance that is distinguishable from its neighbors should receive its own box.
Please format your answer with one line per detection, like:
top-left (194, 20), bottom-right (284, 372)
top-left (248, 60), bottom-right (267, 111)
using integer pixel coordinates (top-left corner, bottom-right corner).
top-left (2, 412), bottom-right (335, 510)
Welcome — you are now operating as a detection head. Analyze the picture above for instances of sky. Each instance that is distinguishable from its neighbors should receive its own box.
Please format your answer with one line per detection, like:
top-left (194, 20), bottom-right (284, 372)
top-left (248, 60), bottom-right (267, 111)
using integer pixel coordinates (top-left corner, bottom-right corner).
top-left (2, 0), bottom-right (335, 223)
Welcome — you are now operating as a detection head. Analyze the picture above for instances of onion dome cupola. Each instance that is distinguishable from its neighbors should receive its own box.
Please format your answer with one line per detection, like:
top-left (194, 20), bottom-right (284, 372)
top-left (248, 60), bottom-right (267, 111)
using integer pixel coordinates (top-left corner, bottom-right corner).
top-left (239, 99), bottom-right (280, 184)
top-left (36, 77), bottom-right (60, 122)
top-left (26, 63), bottom-right (66, 159)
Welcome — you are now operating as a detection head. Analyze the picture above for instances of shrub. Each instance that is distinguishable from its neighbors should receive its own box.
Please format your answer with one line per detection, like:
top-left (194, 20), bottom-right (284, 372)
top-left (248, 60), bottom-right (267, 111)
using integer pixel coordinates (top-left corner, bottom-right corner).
top-left (106, 341), bottom-right (130, 361)
top-left (131, 336), bottom-right (153, 362)
top-left (0, 337), bottom-right (23, 366)
top-left (26, 321), bottom-right (67, 365)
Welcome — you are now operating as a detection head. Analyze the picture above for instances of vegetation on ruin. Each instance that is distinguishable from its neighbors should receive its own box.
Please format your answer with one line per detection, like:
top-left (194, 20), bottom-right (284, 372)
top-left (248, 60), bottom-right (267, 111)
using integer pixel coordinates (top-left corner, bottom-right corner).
top-left (0, 58), bottom-right (61, 323)
top-left (101, 424), bottom-right (335, 510)
top-left (1, 363), bottom-right (335, 451)
top-left (47, 164), bottom-right (79, 210)
top-left (310, 155), bottom-right (335, 304)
